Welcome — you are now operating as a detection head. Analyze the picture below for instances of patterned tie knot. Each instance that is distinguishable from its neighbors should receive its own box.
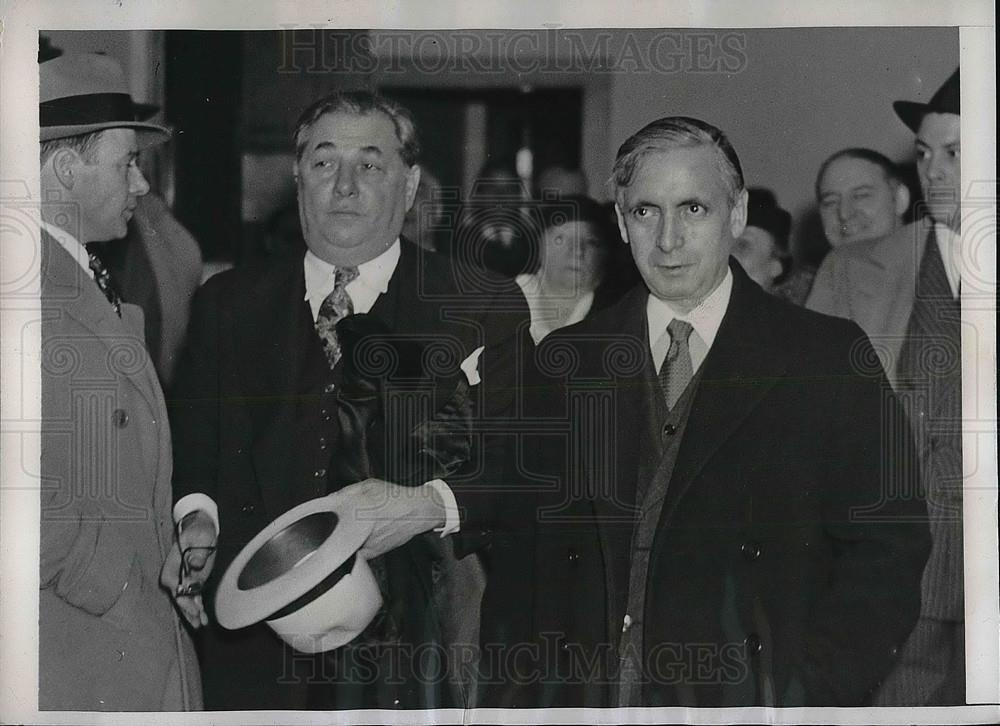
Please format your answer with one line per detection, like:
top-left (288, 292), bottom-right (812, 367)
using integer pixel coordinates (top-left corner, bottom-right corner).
top-left (666, 319), bottom-right (693, 359)
top-left (85, 243), bottom-right (122, 317)
top-left (315, 265), bottom-right (360, 368)
top-left (335, 265), bottom-right (359, 288)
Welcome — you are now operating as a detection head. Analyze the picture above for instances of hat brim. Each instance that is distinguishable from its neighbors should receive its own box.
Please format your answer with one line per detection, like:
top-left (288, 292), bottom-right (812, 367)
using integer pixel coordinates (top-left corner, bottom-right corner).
top-left (40, 120), bottom-right (171, 148)
top-left (214, 495), bottom-right (373, 631)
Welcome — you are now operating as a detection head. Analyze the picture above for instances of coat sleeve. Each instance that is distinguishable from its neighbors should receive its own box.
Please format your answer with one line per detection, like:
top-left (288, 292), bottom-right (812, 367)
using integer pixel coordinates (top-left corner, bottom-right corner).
top-left (450, 291), bottom-right (532, 558)
top-left (168, 278), bottom-right (224, 505)
top-left (796, 322), bottom-right (931, 704)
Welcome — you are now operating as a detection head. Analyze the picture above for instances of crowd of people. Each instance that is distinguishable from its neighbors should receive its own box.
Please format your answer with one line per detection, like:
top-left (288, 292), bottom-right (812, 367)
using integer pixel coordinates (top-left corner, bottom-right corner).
top-left (37, 48), bottom-right (964, 712)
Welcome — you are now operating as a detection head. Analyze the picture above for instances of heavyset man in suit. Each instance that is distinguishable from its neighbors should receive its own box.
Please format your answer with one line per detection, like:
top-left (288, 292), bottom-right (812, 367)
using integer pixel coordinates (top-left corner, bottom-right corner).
top-left (808, 69), bottom-right (965, 705)
top-left (164, 91), bottom-right (525, 709)
top-left (37, 53), bottom-right (201, 710)
top-left (470, 116), bottom-right (931, 707)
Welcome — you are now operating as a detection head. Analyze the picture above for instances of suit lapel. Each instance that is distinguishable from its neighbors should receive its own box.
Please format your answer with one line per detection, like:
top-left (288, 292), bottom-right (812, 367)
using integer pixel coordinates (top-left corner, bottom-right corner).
top-left (659, 266), bottom-right (787, 525)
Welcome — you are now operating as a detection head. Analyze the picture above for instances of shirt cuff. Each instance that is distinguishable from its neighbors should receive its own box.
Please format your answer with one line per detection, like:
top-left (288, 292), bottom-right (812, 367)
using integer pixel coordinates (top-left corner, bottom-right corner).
top-left (426, 479), bottom-right (460, 536)
top-left (173, 493), bottom-right (220, 536)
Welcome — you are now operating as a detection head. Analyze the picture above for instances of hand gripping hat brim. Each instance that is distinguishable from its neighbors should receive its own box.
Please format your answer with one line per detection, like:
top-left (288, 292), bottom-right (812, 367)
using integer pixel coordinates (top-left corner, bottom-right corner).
top-left (893, 68), bottom-right (960, 133)
top-left (214, 495), bottom-right (383, 654)
top-left (40, 53), bottom-right (170, 146)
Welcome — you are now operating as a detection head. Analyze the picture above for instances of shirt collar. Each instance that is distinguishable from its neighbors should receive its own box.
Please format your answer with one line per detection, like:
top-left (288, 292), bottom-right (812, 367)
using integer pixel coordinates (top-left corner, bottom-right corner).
top-left (40, 220), bottom-right (94, 279)
top-left (303, 238), bottom-right (401, 314)
top-left (646, 267), bottom-right (733, 353)
top-left (933, 222), bottom-right (962, 298)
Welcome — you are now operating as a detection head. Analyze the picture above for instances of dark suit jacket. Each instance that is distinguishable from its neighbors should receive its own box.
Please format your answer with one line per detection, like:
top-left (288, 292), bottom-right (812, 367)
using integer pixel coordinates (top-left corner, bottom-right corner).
top-left (473, 261), bottom-right (931, 707)
top-left (169, 239), bottom-right (525, 709)
top-left (39, 232), bottom-right (201, 710)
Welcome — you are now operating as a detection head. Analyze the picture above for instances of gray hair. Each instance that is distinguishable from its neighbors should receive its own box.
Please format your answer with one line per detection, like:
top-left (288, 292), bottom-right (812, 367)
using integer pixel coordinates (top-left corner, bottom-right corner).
top-left (39, 130), bottom-right (103, 166)
top-left (610, 116), bottom-right (745, 206)
top-left (293, 90), bottom-right (420, 166)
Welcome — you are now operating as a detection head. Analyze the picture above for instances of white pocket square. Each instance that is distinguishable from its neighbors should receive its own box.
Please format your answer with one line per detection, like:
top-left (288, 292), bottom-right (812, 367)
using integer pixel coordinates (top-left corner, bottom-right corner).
top-left (460, 346), bottom-right (485, 386)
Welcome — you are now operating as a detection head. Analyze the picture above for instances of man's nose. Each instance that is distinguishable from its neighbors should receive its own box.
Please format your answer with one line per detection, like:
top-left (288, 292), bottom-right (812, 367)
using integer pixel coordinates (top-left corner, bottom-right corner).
top-left (129, 165), bottom-right (150, 196)
top-left (925, 152), bottom-right (948, 182)
top-left (656, 216), bottom-right (682, 251)
top-left (838, 197), bottom-right (855, 221)
top-left (334, 165), bottom-right (358, 197)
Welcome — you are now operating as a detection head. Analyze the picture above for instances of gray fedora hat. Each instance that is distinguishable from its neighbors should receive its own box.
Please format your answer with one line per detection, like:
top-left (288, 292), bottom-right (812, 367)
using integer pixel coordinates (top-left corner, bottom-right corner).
top-left (40, 53), bottom-right (170, 145)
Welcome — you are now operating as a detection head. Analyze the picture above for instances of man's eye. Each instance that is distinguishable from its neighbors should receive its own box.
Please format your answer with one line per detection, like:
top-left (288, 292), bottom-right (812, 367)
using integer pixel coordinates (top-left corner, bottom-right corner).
top-left (632, 206), bottom-right (653, 218)
top-left (686, 203), bottom-right (705, 215)
top-left (949, 148), bottom-right (961, 159)
top-left (361, 162), bottom-right (381, 171)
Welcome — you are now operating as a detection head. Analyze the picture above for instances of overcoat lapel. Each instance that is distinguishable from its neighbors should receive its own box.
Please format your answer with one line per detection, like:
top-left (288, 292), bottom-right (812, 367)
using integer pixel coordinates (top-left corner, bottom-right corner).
top-left (585, 285), bottom-right (649, 624)
top-left (242, 257), bottom-right (321, 517)
top-left (658, 266), bottom-right (787, 528)
top-left (42, 233), bottom-right (168, 531)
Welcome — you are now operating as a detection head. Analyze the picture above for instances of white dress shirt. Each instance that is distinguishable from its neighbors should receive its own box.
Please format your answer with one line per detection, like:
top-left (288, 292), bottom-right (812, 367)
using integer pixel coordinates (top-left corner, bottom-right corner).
top-left (934, 223), bottom-right (962, 299)
top-left (646, 269), bottom-right (733, 373)
top-left (174, 239), bottom-right (461, 537)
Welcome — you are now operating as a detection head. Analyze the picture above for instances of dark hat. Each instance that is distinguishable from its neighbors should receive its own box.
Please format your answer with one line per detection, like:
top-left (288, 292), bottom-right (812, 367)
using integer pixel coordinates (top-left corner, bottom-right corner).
top-left (893, 68), bottom-right (960, 132)
top-left (40, 53), bottom-right (169, 146)
top-left (745, 187), bottom-right (792, 255)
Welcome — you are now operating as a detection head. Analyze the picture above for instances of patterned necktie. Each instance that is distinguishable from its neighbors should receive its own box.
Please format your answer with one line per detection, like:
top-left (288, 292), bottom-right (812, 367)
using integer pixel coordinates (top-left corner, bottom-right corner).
top-left (85, 243), bottom-right (122, 317)
top-left (315, 265), bottom-right (359, 368)
top-left (658, 319), bottom-right (694, 410)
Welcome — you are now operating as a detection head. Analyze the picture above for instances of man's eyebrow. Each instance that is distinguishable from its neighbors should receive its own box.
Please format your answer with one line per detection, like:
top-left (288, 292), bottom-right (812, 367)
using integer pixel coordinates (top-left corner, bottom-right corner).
top-left (310, 141), bottom-right (386, 155)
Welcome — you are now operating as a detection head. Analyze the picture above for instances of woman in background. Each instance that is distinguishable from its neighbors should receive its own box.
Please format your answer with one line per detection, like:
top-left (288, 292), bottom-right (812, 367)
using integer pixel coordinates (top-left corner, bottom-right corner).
top-left (516, 195), bottom-right (616, 343)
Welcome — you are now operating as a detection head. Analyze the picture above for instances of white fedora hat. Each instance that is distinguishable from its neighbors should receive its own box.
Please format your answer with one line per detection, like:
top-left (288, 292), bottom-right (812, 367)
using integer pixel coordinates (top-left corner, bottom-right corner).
top-left (214, 496), bottom-right (382, 654)
top-left (40, 53), bottom-right (170, 146)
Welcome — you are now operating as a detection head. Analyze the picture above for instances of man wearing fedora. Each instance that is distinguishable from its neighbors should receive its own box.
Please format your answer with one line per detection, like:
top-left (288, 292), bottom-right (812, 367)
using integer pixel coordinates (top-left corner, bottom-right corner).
top-left (37, 53), bottom-right (201, 710)
top-left (808, 68), bottom-right (964, 704)
top-left (165, 90), bottom-right (526, 709)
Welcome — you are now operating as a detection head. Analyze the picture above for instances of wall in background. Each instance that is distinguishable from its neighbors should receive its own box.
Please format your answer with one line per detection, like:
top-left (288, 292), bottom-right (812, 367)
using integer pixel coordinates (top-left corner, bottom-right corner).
top-left (606, 27), bottom-right (958, 259)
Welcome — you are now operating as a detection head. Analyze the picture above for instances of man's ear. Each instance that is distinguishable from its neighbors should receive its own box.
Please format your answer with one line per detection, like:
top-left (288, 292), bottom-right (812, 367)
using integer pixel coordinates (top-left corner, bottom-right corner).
top-left (50, 148), bottom-right (81, 191)
top-left (729, 188), bottom-right (749, 239)
top-left (614, 202), bottom-right (630, 245)
top-left (893, 182), bottom-right (911, 218)
top-left (404, 164), bottom-right (421, 213)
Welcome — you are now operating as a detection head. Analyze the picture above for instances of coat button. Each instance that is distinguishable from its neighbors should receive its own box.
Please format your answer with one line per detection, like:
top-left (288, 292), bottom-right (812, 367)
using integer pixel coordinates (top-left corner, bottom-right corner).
top-left (315, 468), bottom-right (327, 479)
top-left (663, 423), bottom-right (677, 436)
top-left (324, 383), bottom-right (336, 394)
top-left (241, 502), bottom-right (256, 514)
top-left (319, 437), bottom-right (328, 450)
top-left (740, 541), bottom-right (762, 561)
top-left (112, 409), bottom-right (129, 428)
top-left (567, 548), bottom-right (580, 563)
top-left (744, 633), bottom-right (762, 654)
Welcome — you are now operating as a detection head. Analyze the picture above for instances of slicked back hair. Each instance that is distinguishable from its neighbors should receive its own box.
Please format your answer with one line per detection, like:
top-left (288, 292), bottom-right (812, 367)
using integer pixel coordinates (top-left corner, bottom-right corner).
top-left (610, 116), bottom-right (745, 206)
top-left (815, 147), bottom-right (903, 200)
top-left (293, 90), bottom-right (420, 167)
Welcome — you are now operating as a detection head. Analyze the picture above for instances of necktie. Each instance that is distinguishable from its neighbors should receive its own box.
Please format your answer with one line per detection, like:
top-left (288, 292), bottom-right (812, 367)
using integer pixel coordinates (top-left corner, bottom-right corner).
top-left (85, 243), bottom-right (122, 317)
top-left (658, 319), bottom-right (694, 410)
top-left (315, 265), bottom-right (359, 368)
